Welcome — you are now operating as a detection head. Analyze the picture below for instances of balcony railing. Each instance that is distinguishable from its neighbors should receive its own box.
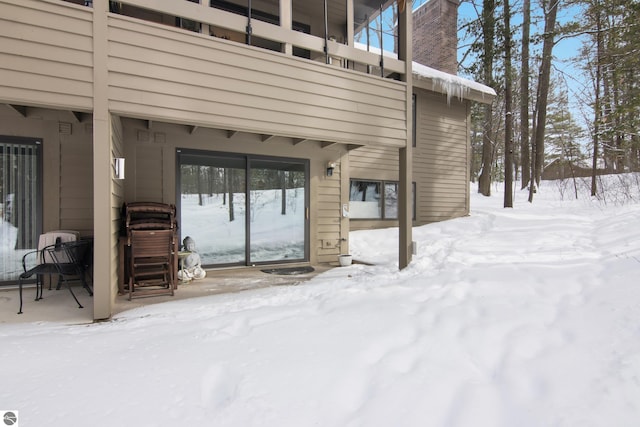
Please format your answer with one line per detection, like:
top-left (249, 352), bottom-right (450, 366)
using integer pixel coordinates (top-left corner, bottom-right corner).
top-left (65, 0), bottom-right (406, 79)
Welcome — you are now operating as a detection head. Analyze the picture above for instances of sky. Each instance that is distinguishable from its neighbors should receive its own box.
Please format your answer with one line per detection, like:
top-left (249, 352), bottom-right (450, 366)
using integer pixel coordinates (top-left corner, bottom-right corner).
top-left (2, 173), bottom-right (640, 427)
top-left (454, 0), bottom-right (592, 128)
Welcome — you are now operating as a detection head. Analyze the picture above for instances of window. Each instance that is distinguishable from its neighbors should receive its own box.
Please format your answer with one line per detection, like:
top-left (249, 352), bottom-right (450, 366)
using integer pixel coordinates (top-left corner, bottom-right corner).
top-left (1, 137), bottom-right (41, 283)
top-left (349, 179), bottom-right (415, 220)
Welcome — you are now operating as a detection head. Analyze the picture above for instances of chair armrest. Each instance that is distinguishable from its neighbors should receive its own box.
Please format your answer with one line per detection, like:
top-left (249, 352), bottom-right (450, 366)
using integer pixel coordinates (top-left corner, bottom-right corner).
top-left (21, 249), bottom-right (41, 273)
top-left (21, 244), bottom-right (57, 272)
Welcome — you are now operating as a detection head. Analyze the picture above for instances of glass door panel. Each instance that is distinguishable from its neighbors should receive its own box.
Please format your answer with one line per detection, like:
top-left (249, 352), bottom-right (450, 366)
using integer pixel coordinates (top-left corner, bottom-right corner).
top-left (248, 158), bottom-right (306, 263)
top-left (178, 151), bottom-right (308, 266)
top-left (1, 139), bottom-right (40, 283)
top-left (179, 153), bottom-right (246, 266)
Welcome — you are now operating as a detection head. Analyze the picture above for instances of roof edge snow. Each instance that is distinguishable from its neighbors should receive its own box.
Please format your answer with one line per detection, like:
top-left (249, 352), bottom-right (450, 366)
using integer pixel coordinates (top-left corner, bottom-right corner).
top-left (412, 62), bottom-right (496, 104)
top-left (354, 42), bottom-right (495, 104)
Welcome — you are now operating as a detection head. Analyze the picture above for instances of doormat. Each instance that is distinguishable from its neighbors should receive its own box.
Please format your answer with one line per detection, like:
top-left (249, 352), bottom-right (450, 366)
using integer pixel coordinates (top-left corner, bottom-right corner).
top-left (261, 266), bottom-right (315, 275)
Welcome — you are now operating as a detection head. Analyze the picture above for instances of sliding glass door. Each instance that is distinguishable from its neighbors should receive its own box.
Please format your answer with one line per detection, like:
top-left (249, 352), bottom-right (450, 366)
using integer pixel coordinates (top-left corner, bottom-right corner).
top-left (1, 137), bottom-right (41, 283)
top-left (178, 150), bottom-right (308, 266)
top-left (248, 158), bottom-right (307, 263)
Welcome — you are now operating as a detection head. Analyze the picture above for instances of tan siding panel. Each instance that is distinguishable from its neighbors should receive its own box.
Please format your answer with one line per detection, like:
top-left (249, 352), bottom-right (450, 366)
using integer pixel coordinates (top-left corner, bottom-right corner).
top-left (413, 91), bottom-right (469, 224)
top-left (135, 145), bottom-right (164, 202)
top-left (2, 0), bottom-right (92, 37)
top-left (106, 17), bottom-right (406, 147)
top-left (59, 134), bottom-right (93, 236)
top-left (0, 0), bottom-right (93, 109)
top-left (349, 147), bottom-right (399, 180)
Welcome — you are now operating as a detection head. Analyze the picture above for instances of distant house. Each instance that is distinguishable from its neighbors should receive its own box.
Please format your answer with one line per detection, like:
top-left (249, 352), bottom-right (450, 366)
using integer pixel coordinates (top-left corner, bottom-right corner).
top-left (0, 0), bottom-right (494, 320)
top-left (542, 159), bottom-right (598, 180)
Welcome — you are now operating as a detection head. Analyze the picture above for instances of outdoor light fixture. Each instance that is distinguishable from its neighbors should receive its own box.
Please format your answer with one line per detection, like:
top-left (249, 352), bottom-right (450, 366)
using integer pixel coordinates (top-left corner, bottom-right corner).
top-left (114, 157), bottom-right (125, 180)
top-left (326, 162), bottom-right (336, 177)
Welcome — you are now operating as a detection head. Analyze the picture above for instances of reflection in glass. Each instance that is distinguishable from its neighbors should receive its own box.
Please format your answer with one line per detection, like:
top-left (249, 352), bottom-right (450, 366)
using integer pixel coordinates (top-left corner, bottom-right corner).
top-left (249, 159), bottom-right (306, 263)
top-left (349, 180), bottom-right (381, 218)
top-left (180, 157), bottom-right (247, 266)
top-left (179, 152), bottom-right (307, 266)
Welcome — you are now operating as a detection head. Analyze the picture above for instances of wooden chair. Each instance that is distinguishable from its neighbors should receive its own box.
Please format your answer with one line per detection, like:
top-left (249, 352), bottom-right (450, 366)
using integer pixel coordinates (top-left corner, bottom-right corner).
top-left (128, 229), bottom-right (175, 300)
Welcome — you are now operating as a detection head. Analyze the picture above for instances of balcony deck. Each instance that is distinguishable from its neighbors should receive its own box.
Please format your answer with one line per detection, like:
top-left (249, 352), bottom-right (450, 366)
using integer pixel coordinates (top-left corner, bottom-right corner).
top-left (1, 0), bottom-right (409, 148)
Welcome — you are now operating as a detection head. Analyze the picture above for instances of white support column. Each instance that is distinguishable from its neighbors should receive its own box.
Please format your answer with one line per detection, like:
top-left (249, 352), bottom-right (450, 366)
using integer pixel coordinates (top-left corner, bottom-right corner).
top-left (398, 0), bottom-right (413, 270)
top-left (280, 0), bottom-right (292, 55)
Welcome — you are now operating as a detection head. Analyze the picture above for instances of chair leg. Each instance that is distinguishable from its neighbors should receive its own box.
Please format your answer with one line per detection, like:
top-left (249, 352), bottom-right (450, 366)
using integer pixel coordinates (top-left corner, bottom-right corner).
top-left (35, 277), bottom-right (43, 301)
top-left (82, 271), bottom-right (93, 296)
top-left (65, 283), bottom-right (83, 309)
top-left (18, 278), bottom-right (24, 314)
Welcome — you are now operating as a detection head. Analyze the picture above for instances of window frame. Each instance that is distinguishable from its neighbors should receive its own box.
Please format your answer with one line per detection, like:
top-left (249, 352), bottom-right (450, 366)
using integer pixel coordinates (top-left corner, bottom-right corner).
top-left (349, 179), bottom-right (415, 221)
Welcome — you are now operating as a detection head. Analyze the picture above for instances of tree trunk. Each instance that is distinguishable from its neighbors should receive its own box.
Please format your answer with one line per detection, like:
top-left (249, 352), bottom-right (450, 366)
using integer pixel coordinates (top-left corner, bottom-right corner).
top-left (197, 165), bottom-right (203, 206)
top-left (503, 0), bottom-right (514, 207)
top-left (520, 0), bottom-right (531, 190)
top-left (281, 171), bottom-right (287, 215)
top-left (532, 0), bottom-right (559, 187)
top-left (591, 5), bottom-right (603, 197)
top-left (477, 0), bottom-right (495, 197)
top-left (228, 169), bottom-right (235, 222)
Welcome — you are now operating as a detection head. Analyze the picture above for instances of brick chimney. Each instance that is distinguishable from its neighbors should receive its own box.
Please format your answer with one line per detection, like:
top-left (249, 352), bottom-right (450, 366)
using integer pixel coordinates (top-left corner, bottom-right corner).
top-left (412, 0), bottom-right (459, 74)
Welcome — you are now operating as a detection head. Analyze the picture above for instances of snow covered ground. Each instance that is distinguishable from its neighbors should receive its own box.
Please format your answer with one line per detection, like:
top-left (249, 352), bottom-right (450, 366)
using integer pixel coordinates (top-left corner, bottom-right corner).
top-left (2, 176), bottom-right (640, 427)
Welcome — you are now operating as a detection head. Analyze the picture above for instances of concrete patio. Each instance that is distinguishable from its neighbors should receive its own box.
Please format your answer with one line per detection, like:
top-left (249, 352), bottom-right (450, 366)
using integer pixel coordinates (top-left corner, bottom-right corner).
top-left (0, 263), bottom-right (336, 325)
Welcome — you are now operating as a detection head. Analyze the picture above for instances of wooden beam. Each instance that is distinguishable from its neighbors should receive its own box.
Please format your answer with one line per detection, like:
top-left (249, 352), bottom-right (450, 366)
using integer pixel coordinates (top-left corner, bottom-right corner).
top-left (146, 120), bottom-right (153, 129)
top-left (189, 125), bottom-right (199, 134)
top-left (292, 138), bottom-right (308, 145)
top-left (261, 134), bottom-right (276, 143)
top-left (227, 130), bottom-right (238, 139)
top-left (7, 104), bottom-right (27, 117)
top-left (70, 111), bottom-right (83, 122)
top-left (321, 141), bottom-right (338, 148)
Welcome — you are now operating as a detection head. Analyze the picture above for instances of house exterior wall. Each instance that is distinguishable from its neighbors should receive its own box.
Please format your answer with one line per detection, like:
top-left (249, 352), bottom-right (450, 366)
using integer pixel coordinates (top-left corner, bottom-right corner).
top-left (109, 115), bottom-right (126, 314)
top-left (0, 106), bottom-right (94, 236)
top-left (2, 0), bottom-right (491, 319)
top-left (0, 0), bottom-right (94, 110)
top-left (120, 119), bottom-right (349, 265)
top-left (348, 88), bottom-right (470, 230)
top-left (413, 90), bottom-right (470, 222)
top-left (107, 15), bottom-right (408, 148)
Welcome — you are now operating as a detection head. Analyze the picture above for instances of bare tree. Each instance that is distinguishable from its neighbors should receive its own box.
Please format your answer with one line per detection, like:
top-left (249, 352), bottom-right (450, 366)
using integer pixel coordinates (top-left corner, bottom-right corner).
top-left (529, 0), bottom-right (559, 202)
top-left (504, 0), bottom-right (514, 207)
top-left (520, 0), bottom-right (531, 190)
top-left (478, 0), bottom-right (496, 196)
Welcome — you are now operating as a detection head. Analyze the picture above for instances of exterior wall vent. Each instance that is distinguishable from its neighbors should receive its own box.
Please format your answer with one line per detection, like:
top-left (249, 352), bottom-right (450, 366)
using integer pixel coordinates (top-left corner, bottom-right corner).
top-left (154, 132), bottom-right (166, 144)
top-left (58, 122), bottom-right (72, 135)
top-left (137, 130), bottom-right (150, 142)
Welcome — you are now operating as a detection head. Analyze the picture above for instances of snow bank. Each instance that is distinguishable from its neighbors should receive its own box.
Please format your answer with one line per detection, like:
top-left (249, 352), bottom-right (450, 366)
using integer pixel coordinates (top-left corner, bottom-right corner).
top-left (1, 176), bottom-right (640, 427)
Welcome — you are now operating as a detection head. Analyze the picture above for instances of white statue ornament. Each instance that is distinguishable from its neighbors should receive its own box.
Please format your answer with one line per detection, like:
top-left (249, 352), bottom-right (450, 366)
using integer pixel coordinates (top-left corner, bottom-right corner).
top-left (179, 236), bottom-right (206, 281)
